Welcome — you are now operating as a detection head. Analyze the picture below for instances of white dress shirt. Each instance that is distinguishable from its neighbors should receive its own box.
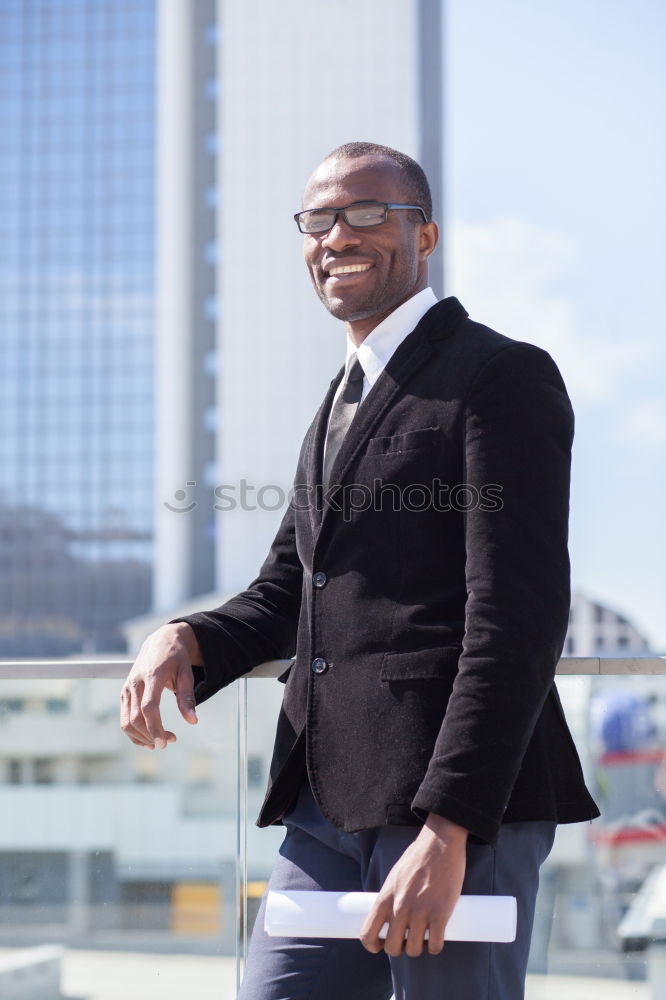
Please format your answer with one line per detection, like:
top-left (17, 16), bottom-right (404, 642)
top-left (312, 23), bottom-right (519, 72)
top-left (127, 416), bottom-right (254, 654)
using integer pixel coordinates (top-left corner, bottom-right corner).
top-left (339, 286), bottom-right (437, 405)
top-left (323, 287), bottom-right (438, 472)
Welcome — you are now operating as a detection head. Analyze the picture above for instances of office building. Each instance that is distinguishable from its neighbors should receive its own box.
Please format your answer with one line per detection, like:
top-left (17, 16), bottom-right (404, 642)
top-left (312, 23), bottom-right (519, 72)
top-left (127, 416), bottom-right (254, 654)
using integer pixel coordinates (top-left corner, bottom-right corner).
top-left (155, 0), bottom-right (445, 608)
top-left (0, 0), bottom-right (158, 653)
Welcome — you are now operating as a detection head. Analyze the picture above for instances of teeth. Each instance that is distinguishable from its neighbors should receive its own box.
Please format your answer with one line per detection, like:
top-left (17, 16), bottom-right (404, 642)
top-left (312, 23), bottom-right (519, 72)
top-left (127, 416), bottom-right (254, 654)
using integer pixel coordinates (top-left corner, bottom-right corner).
top-left (328, 264), bottom-right (372, 276)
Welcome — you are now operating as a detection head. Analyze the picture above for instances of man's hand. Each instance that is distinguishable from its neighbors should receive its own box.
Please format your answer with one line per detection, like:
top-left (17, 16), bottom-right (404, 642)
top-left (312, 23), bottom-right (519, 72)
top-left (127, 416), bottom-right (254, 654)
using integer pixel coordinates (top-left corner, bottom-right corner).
top-left (120, 622), bottom-right (202, 750)
top-left (360, 814), bottom-right (468, 958)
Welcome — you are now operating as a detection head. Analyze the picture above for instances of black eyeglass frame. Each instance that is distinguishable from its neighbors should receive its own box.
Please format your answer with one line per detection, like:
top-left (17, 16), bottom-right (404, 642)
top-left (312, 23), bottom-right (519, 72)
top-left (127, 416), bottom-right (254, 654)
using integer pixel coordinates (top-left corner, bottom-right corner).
top-left (294, 200), bottom-right (428, 234)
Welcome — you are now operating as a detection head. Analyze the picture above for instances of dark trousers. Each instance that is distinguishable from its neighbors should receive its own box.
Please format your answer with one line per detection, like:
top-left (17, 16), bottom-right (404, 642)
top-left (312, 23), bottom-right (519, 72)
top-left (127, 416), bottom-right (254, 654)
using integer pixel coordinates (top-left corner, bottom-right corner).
top-left (238, 781), bottom-right (555, 1000)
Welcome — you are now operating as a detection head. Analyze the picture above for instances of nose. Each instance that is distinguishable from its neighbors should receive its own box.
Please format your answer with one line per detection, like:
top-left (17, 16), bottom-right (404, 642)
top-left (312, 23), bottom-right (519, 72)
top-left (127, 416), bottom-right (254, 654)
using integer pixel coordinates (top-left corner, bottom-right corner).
top-left (320, 214), bottom-right (362, 252)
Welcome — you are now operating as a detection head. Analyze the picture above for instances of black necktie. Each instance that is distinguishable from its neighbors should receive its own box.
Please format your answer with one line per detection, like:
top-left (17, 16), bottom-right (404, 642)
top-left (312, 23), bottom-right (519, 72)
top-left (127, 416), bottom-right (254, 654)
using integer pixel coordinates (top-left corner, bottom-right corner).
top-left (322, 355), bottom-right (364, 487)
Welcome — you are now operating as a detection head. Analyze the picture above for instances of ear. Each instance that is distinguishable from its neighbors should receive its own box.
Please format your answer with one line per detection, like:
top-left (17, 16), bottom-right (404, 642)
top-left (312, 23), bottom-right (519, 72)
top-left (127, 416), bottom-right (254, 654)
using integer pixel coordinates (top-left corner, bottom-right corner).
top-left (418, 221), bottom-right (439, 259)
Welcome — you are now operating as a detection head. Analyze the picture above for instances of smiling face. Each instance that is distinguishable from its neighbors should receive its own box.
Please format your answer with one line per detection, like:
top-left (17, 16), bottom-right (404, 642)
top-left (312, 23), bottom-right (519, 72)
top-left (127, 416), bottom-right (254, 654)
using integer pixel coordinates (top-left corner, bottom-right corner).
top-left (301, 154), bottom-right (439, 343)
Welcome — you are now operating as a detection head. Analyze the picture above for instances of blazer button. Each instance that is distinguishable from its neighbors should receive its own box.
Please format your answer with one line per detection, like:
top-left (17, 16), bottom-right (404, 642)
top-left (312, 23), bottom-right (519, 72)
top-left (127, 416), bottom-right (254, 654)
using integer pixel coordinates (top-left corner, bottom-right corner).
top-left (312, 571), bottom-right (327, 589)
top-left (311, 657), bottom-right (329, 675)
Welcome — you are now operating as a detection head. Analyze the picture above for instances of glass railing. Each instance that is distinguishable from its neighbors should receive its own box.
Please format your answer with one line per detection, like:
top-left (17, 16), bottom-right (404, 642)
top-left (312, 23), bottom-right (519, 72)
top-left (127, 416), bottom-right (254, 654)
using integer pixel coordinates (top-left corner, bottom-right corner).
top-left (1, 655), bottom-right (664, 999)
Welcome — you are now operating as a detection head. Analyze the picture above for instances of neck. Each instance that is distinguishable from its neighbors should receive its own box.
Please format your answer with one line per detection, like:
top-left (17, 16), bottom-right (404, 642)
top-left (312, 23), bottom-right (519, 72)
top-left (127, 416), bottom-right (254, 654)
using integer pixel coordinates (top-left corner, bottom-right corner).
top-left (344, 279), bottom-right (428, 347)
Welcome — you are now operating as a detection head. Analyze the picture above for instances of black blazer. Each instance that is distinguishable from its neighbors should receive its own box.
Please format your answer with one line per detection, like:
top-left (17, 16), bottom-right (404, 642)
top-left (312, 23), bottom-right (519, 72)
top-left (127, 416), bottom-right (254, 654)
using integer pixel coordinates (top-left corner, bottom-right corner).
top-left (176, 298), bottom-right (599, 845)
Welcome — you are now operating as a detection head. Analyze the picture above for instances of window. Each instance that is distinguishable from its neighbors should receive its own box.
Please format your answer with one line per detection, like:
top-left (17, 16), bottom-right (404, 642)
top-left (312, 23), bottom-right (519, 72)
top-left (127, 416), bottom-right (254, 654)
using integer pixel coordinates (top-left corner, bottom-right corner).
top-left (188, 753), bottom-right (212, 786)
top-left (0, 698), bottom-right (25, 715)
top-left (33, 758), bottom-right (55, 784)
top-left (46, 698), bottom-right (68, 714)
top-left (204, 239), bottom-right (217, 265)
top-left (204, 295), bottom-right (217, 321)
top-left (203, 406), bottom-right (217, 432)
top-left (134, 753), bottom-right (159, 783)
top-left (203, 350), bottom-right (217, 376)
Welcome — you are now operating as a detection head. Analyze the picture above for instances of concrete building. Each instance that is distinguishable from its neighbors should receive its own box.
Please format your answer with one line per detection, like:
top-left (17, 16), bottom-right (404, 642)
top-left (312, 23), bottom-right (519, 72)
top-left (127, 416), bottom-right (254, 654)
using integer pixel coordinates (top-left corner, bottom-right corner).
top-left (155, 0), bottom-right (445, 609)
top-left (153, 0), bottom-right (218, 609)
top-left (0, 669), bottom-right (284, 950)
top-left (565, 591), bottom-right (653, 658)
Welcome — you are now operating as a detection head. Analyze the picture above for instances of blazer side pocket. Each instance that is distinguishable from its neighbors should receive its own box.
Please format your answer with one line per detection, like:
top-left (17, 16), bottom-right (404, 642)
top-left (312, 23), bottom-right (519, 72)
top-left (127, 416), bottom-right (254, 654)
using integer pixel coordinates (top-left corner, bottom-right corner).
top-left (380, 646), bottom-right (461, 681)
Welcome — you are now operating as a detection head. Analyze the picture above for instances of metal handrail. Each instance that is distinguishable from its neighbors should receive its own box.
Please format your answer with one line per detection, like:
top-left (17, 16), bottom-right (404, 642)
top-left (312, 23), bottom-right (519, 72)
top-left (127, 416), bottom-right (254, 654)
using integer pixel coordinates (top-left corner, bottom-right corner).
top-left (0, 655), bottom-right (664, 680)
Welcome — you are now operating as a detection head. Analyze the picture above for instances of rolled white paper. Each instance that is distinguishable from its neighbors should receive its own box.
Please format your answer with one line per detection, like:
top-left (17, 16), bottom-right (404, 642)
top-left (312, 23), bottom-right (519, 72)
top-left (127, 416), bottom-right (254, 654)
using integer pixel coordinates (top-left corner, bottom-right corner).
top-left (265, 890), bottom-right (516, 943)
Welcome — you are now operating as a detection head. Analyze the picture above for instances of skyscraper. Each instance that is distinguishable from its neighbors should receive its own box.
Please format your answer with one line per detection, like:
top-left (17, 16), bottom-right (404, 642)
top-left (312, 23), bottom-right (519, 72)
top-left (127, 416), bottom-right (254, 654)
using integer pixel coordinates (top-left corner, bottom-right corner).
top-left (156, 0), bottom-right (445, 607)
top-left (0, 0), bottom-right (157, 653)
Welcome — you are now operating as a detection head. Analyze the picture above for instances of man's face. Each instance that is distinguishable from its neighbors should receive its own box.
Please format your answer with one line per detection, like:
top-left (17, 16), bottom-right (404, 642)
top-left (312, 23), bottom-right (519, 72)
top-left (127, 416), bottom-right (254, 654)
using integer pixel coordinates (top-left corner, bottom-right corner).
top-left (301, 155), bottom-right (436, 330)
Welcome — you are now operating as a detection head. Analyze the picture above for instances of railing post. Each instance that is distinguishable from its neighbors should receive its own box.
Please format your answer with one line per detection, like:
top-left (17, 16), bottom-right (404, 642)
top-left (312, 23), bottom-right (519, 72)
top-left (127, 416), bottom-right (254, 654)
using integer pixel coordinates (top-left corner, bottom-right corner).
top-left (235, 676), bottom-right (248, 994)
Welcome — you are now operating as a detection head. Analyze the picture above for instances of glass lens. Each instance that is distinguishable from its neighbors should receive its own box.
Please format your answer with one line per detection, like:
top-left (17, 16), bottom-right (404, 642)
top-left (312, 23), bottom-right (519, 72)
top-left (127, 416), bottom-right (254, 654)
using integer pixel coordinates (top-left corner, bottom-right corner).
top-left (299, 209), bottom-right (335, 233)
top-left (344, 202), bottom-right (386, 227)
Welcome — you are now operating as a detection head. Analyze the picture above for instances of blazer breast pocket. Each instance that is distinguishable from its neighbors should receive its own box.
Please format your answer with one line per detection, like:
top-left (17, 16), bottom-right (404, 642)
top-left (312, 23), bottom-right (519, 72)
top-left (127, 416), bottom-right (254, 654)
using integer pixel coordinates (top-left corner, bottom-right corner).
top-left (365, 425), bottom-right (438, 458)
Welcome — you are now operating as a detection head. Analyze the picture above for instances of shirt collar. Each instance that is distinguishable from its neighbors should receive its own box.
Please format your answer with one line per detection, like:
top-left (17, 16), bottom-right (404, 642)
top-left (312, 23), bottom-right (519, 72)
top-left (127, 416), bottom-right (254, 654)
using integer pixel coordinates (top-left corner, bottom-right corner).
top-left (345, 287), bottom-right (438, 387)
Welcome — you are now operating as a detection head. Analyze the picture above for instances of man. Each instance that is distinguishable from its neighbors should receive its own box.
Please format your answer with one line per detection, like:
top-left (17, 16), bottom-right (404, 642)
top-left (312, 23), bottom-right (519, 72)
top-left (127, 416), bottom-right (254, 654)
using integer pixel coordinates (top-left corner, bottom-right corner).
top-left (121, 142), bottom-right (599, 999)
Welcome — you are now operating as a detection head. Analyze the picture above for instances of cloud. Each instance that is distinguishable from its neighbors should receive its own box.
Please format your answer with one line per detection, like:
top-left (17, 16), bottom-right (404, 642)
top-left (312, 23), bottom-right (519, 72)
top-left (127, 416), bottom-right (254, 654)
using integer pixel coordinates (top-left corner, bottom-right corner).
top-left (446, 218), bottom-right (645, 407)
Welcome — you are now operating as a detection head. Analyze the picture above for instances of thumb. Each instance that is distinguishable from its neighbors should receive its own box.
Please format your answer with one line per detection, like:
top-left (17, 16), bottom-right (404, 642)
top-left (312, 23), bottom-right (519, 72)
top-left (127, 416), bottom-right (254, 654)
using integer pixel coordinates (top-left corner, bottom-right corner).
top-left (175, 665), bottom-right (198, 724)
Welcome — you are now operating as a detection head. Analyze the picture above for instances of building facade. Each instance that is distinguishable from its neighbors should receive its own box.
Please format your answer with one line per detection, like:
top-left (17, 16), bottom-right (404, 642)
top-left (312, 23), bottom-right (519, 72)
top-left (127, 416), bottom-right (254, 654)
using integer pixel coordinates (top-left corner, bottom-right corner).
top-left (0, 0), bottom-right (157, 653)
top-left (565, 590), bottom-right (653, 657)
top-left (155, 0), bottom-right (445, 608)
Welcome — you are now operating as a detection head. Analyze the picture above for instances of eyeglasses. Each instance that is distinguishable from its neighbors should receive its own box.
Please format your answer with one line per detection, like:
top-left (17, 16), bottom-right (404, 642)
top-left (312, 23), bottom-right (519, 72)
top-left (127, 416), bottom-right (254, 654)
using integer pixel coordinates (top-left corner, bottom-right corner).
top-left (294, 200), bottom-right (428, 235)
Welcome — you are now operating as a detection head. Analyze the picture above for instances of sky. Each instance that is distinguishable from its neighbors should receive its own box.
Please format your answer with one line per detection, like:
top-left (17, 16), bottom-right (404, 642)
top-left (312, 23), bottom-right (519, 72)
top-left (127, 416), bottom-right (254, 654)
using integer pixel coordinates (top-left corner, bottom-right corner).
top-left (446, 0), bottom-right (666, 650)
top-left (1, 0), bottom-right (662, 653)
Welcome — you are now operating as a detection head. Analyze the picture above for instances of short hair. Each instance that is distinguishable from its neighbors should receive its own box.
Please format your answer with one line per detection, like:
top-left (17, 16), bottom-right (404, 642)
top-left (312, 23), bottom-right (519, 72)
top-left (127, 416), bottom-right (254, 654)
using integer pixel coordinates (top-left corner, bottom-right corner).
top-left (324, 141), bottom-right (433, 222)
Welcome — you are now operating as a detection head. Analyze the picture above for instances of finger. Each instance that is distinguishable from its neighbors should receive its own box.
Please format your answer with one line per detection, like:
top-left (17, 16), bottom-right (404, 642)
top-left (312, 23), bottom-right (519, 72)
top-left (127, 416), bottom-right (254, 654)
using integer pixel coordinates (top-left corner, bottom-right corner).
top-left (360, 903), bottom-right (392, 954)
top-left (383, 914), bottom-right (410, 957)
top-left (404, 915), bottom-right (429, 958)
top-left (120, 683), bottom-right (155, 747)
top-left (127, 735), bottom-right (155, 749)
top-left (121, 677), bottom-right (177, 749)
top-left (175, 664), bottom-right (198, 724)
top-left (426, 916), bottom-right (447, 955)
top-left (140, 681), bottom-right (169, 748)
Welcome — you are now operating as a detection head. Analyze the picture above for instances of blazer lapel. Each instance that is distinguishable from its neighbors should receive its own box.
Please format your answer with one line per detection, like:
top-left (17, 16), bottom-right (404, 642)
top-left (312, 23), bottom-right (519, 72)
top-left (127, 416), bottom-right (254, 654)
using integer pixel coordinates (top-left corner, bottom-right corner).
top-left (308, 297), bottom-right (469, 537)
top-left (316, 327), bottom-right (437, 537)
